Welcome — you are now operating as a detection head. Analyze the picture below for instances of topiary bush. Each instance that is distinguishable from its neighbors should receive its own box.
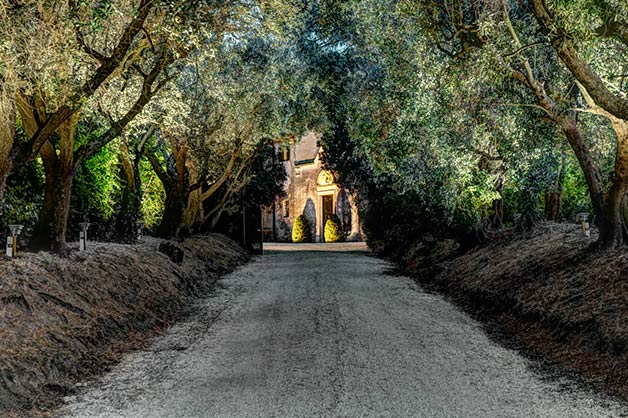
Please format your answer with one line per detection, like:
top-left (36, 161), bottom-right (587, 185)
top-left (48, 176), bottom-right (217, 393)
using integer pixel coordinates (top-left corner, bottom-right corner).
top-left (292, 215), bottom-right (313, 243)
top-left (324, 214), bottom-right (344, 243)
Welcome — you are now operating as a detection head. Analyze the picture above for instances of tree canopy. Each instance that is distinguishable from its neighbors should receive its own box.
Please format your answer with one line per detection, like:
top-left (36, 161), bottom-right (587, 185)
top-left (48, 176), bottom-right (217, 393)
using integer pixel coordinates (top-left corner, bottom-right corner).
top-left (1, 0), bottom-right (628, 252)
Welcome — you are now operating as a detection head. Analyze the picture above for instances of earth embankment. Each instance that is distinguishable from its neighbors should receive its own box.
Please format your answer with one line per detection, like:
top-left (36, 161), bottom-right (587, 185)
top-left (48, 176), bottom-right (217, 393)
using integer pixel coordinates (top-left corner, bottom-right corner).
top-left (0, 234), bottom-right (248, 416)
top-left (397, 222), bottom-right (628, 399)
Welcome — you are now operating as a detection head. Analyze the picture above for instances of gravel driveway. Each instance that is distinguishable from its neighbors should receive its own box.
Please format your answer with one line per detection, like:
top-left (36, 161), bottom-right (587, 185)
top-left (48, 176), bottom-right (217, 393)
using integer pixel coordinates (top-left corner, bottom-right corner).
top-left (58, 243), bottom-right (627, 418)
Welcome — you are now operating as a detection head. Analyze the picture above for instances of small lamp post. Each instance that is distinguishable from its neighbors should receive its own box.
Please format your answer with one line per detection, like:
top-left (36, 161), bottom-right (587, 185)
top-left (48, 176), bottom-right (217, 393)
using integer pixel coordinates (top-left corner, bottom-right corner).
top-left (136, 221), bottom-right (145, 242)
top-left (576, 212), bottom-right (590, 237)
top-left (78, 222), bottom-right (91, 251)
top-left (6, 224), bottom-right (24, 258)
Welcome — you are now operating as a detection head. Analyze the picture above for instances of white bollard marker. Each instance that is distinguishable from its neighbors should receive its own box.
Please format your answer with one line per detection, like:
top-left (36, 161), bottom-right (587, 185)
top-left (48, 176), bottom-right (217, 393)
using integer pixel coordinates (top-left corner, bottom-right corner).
top-left (6, 236), bottom-right (13, 257)
top-left (79, 231), bottom-right (86, 251)
top-left (78, 222), bottom-right (90, 251)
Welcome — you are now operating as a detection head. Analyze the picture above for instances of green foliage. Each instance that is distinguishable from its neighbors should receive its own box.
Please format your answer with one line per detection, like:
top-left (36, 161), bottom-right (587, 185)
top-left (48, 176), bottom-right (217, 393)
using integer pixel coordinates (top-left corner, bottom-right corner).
top-left (455, 170), bottom-right (502, 227)
top-left (72, 142), bottom-right (120, 221)
top-left (324, 214), bottom-right (344, 243)
top-left (238, 144), bottom-right (287, 209)
top-left (292, 215), bottom-right (312, 243)
top-left (1, 162), bottom-right (44, 229)
top-left (561, 159), bottom-right (593, 220)
top-left (139, 157), bottom-right (165, 229)
top-left (1, 0), bottom-right (622, 250)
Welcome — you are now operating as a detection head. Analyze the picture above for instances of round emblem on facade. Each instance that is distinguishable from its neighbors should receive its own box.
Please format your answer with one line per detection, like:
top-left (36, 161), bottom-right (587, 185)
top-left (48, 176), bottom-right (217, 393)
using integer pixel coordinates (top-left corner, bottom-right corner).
top-left (317, 170), bottom-right (335, 186)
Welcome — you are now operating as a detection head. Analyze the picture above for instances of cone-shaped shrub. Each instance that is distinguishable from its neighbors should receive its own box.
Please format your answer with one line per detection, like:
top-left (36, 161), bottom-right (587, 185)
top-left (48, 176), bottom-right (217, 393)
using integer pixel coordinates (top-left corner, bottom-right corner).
top-left (324, 214), bottom-right (344, 243)
top-left (292, 215), bottom-right (313, 243)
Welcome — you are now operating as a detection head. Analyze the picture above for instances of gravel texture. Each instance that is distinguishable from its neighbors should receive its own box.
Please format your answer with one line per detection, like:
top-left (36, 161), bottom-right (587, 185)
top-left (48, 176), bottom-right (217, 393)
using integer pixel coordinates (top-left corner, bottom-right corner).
top-left (58, 243), bottom-right (627, 418)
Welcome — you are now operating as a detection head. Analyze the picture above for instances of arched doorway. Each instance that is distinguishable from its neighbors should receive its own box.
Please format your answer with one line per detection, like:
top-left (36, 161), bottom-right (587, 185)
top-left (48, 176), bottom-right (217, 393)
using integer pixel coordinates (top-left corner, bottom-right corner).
top-left (317, 170), bottom-right (336, 242)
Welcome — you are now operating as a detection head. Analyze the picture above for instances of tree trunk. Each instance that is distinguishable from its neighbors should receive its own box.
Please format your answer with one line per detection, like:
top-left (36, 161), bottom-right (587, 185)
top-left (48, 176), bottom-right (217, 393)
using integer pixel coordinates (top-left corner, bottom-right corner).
top-left (152, 136), bottom-right (191, 239)
top-left (29, 115), bottom-right (79, 252)
top-left (0, 87), bottom-right (15, 217)
top-left (0, 161), bottom-right (11, 226)
top-left (203, 161), bottom-right (251, 232)
top-left (596, 120), bottom-right (628, 249)
top-left (181, 188), bottom-right (203, 234)
top-left (30, 159), bottom-right (75, 252)
top-left (490, 177), bottom-right (504, 228)
top-left (545, 153), bottom-right (566, 221)
top-left (208, 205), bottom-right (226, 231)
top-left (115, 165), bottom-right (142, 242)
top-left (181, 164), bottom-right (203, 234)
top-left (115, 142), bottom-right (143, 242)
top-left (559, 113), bottom-right (606, 219)
top-left (0, 155), bottom-right (12, 221)
top-left (156, 184), bottom-right (187, 239)
top-left (52, 172), bottom-right (74, 253)
top-left (29, 143), bottom-right (60, 251)
top-left (204, 185), bottom-right (234, 232)
top-left (545, 191), bottom-right (561, 221)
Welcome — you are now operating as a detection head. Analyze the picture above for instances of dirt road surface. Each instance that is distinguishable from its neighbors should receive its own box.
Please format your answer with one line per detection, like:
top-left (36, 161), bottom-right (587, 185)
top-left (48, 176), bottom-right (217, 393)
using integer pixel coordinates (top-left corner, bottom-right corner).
top-left (58, 243), bottom-right (627, 418)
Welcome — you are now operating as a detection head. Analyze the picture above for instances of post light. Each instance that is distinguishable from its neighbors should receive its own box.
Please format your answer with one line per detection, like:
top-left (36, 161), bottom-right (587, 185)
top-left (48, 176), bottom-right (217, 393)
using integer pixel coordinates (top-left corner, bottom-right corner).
top-left (6, 224), bottom-right (24, 258)
top-left (577, 213), bottom-right (590, 237)
top-left (78, 222), bottom-right (91, 251)
top-left (136, 222), bottom-right (145, 242)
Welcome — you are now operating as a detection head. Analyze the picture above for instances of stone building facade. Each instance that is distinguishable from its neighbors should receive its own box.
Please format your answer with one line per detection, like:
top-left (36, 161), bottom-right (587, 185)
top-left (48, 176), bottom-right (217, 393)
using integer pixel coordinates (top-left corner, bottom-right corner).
top-left (264, 132), bottom-right (362, 242)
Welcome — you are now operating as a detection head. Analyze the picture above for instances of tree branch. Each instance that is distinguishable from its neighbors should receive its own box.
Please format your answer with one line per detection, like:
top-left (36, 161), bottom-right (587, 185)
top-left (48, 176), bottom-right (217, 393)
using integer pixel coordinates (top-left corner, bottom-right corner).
top-left (73, 52), bottom-right (176, 168)
top-left (503, 41), bottom-right (545, 59)
top-left (11, 0), bottom-right (155, 167)
top-left (137, 124), bottom-right (157, 153)
top-left (497, 102), bottom-right (554, 118)
top-left (145, 148), bottom-right (172, 188)
top-left (200, 144), bottom-right (243, 200)
top-left (79, 0), bottom-right (153, 98)
top-left (528, 0), bottom-right (628, 120)
top-left (501, 0), bottom-right (536, 87)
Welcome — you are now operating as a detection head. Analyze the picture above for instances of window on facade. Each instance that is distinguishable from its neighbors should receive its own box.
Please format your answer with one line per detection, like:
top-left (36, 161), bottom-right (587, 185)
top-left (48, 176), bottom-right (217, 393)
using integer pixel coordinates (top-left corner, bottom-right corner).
top-left (283, 199), bottom-right (290, 217)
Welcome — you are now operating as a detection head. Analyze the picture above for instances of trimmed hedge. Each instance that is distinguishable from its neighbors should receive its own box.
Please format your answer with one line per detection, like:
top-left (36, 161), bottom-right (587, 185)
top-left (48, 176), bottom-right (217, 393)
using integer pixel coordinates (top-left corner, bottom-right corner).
top-left (292, 215), bottom-right (313, 243)
top-left (324, 214), bottom-right (344, 243)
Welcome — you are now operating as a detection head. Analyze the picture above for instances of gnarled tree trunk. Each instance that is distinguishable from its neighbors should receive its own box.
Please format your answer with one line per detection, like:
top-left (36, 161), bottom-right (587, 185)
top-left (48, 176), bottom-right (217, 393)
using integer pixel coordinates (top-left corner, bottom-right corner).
top-left (30, 115), bottom-right (79, 252)
top-left (180, 164), bottom-right (204, 234)
top-left (158, 182), bottom-right (188, 238)
top-left (0, 88), bottom-right (15, 214)
top-left (115, 139), bottom-right (144, 242)
top-left (147, 135), bottom-right (191, 239)
top-left (526, 0), bottom-right (628, 248)
top-left (181, 188), bottom-right (203, 234)
top-left (559, 113), bottom-right (606, 219)
top-left (29, 143), bottom-right (59, 251)
top-left (545, 152), bottom-right (566, 221)
top-left (596, 120), bottom-right (628, 248)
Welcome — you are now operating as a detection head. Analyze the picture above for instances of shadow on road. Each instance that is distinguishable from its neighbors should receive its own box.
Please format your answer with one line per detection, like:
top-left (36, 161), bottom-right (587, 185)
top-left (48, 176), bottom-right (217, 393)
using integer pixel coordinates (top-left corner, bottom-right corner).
top-left (263, 242), bottom-right (370, 253)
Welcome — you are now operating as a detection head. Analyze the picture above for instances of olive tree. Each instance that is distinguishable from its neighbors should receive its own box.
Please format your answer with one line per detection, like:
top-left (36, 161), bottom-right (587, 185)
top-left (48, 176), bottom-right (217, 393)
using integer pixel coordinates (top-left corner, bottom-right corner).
top-left (526, 0), bottom-right (628, 247)
top-left (1, 0), bottom-right (257, 251)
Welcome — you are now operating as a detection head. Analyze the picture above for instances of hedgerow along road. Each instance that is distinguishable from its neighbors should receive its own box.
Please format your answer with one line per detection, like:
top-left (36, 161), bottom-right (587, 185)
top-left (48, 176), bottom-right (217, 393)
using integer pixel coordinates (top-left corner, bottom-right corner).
top-left (59, 242), bottom-right (627, 418)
